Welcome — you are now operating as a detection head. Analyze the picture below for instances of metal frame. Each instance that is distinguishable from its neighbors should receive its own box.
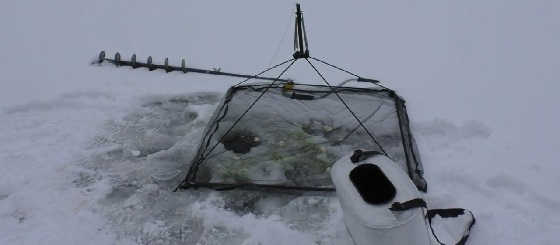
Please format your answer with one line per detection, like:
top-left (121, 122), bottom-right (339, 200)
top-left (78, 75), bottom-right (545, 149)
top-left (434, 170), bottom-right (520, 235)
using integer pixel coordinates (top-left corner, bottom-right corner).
top-left (176, 83), bottom-right (426, 192)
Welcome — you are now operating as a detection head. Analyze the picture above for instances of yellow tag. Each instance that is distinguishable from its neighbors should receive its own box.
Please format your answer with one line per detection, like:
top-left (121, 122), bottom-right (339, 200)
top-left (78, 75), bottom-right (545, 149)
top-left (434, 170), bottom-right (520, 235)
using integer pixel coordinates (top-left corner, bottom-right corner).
top-left (283, 82), bottom-right (295, 91)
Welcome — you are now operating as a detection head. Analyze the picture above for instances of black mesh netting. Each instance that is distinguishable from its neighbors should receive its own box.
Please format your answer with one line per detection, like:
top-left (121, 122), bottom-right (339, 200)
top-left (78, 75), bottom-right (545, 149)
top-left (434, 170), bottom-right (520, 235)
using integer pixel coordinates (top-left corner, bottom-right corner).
top-left (180, 82), bottom-right (427, 191)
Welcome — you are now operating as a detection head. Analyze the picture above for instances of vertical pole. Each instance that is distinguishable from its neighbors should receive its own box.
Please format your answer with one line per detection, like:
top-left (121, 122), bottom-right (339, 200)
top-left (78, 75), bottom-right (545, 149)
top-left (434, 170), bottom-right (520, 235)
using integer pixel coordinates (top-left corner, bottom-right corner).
top-left (296, 4), bottom-right (304, 55)
top-left (293, 4), bottom-right (309, 59)
top-left (181, 58), bottom-right (187, 73)
top-left (147, 56), bottom-right (155, 71)
top-left (98, 50), bottom-right (106, 63)
top-left (114, 52), bottom-right (121, 66)
top-left (296, 3), bottom-right (303, 52)
top-left (131, 54), bottom-right (137, 68)
top-left (164, 57), bottom-right (170, 72)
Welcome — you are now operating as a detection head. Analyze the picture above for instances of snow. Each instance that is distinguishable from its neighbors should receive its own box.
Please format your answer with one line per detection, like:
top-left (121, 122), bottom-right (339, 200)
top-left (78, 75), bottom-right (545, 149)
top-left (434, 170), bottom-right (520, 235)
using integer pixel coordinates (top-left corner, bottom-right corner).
top-left (1, 0), bottom-right (559, 244)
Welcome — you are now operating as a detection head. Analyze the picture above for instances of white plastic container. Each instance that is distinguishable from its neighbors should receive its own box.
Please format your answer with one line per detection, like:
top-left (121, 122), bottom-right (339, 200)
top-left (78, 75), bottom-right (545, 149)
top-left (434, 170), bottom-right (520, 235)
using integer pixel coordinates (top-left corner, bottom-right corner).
top-left (331, 154), bottom-right (433, 245)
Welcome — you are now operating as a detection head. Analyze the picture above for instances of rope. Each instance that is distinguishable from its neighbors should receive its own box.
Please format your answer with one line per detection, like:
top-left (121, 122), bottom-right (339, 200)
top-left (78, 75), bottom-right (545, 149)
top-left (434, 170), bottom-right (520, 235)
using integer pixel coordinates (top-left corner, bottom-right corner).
top-left (293, 20), bottom-right (298, 54)
top-left (334, 103), bottom-right (383, 145)
top-left (301, 16), bottom-right (309, 54)
top-left (304, 58), bottom-right (389, 157)
top-left (310, 56), bottom-right (392, 90)
top-left (267, 12), bottom-right (293, 67)
top-left (310, 56), bottom-right (360, 78)
top-left (202, 59), bottom-right (297, 160)
top-left (234, 58), bottom-right (295, 86)
top-left (179, 58), bottom-right (296, 189)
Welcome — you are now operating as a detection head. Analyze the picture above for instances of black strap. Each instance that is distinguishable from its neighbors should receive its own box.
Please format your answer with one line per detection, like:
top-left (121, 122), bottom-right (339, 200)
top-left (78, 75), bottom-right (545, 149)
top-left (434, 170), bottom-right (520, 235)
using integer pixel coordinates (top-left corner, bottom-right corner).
top-left (427, 208), bottom-right (465, 219)
top-left (350, 149), bottom-right (383, 163)
top-left (389, 198), bottom-right (475, 245)
top-left (389, 198), bottom-right (427, 211)
top-left (427, 208), bottom-right (476, 245)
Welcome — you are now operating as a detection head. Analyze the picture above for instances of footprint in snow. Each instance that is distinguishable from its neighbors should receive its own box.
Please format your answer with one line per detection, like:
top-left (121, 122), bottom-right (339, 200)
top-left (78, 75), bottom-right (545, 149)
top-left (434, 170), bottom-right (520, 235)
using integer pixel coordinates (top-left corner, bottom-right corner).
top-left (485, 174), bottom-right (560, 210)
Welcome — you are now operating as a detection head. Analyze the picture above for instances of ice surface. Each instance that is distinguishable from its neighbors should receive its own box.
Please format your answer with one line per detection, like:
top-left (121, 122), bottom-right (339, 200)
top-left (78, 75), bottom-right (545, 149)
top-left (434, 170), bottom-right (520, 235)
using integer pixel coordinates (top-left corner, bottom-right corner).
top-left (2, 90), bottom-right (558, 244)
top-left (80, 93), bottom-right (352, 244)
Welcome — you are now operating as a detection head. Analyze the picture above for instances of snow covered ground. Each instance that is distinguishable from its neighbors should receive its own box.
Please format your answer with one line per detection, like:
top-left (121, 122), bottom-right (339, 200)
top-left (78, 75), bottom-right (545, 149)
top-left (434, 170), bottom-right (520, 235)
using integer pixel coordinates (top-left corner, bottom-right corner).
top-left (1, 1), bottom-right (559, 244)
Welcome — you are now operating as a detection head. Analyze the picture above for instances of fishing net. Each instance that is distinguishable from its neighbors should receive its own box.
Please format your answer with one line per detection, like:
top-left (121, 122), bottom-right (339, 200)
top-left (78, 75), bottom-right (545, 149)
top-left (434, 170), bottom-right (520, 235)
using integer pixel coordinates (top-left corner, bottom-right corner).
top-left (180, 82), bottom-right (427, 191)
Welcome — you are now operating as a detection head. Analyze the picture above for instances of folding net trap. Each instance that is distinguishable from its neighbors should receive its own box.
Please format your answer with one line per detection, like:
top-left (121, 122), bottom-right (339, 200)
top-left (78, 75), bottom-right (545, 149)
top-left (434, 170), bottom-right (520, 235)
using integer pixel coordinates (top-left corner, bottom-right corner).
top-left (177, 80), bottom-right (427, 192)
top-left (92, 4), bottom-right (427, 193)
top-left (172, 4), bottom-right (427, 192)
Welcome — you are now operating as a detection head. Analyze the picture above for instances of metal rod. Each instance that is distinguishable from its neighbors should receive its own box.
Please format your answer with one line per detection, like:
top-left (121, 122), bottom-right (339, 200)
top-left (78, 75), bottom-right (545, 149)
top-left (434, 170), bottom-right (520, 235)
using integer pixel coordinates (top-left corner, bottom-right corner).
top-left (293, 3), bottom-right (309, 59)
top-left (296, 4), bottom-right (304, 54)
top-left (177, 181), bottom-right (336, 192)
top-left (98, 56), bottom-right (293, 83)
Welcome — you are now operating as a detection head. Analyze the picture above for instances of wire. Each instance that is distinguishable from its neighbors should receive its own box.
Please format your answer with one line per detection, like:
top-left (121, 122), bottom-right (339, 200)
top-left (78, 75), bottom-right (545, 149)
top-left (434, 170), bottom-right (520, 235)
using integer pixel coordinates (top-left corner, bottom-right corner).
top-left (304, 58), bottom-right (390, 157)
top-left (234, 58), bottom-right (295, 86)
top-left (310, 56), bottom-right (360, 78)
top-left (203, 59), bottom-right (297, 160)
top-left (310, 56), bottom-right (392, 91)
top-left (334, 103), bottom-right (384, 145)
top-left (267, 11), bottom-right (293, 67)
top-left (301, 15), bottom-right (309, 54)
top-left (177, 60), bottom-right (296, 190)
